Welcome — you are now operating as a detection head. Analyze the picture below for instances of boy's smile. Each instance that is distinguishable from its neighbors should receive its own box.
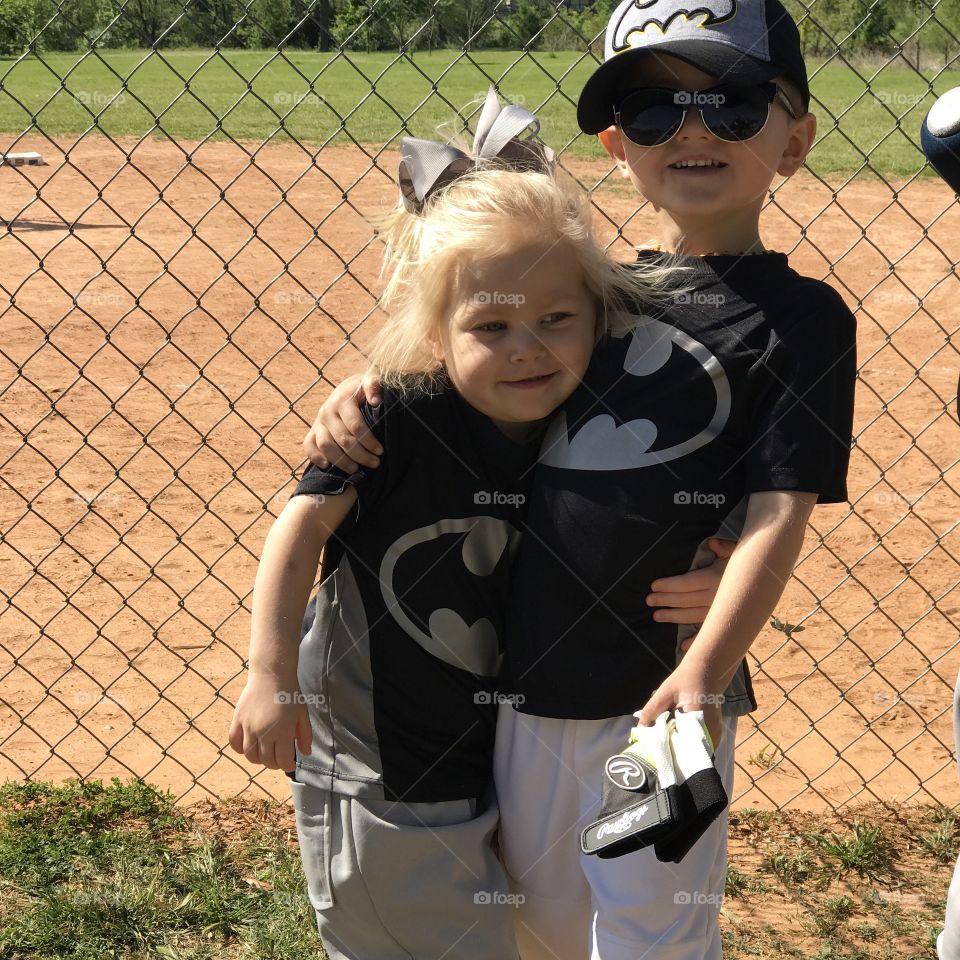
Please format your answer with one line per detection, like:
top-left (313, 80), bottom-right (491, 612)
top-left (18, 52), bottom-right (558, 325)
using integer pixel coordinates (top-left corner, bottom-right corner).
top-left (599, 53), bottom-right (816, 254)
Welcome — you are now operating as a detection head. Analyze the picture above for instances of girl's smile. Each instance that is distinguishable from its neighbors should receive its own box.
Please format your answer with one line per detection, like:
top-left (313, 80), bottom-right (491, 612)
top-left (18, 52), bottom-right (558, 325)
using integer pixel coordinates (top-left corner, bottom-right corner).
top-left (435, 240), bottom-right (598, 437)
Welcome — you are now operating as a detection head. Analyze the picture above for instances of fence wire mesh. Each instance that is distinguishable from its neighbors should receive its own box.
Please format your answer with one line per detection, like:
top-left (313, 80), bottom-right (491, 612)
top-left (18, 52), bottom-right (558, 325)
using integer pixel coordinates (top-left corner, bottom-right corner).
top-left (0, 0), bottom-right (959, 811)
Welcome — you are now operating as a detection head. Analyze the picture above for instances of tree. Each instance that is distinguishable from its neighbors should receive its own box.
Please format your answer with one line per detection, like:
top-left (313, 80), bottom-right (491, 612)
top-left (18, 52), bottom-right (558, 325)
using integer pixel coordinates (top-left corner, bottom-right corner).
top-left (0, 0), bottom-right (46, 55)
top-left (315, 0), bottom-right (334, 50)
top-left (437, 0), bottom-right (501, 48)
top-left (40, 0), bottom-right (105, 49)
top-left (331, 0), bottom-right (387, 50)
top-left (331, 0), bottom-right (433, 51)
top-left (179, 0), bottom-right (248, 46)
top-left (241, 0), bottom-right (296, 45)
top-left (504, 0), bottom-right (549, 50)
top-left (117, 0), bottom-right (180, 46)
top-left (373, 0), bottom-right (435, 48)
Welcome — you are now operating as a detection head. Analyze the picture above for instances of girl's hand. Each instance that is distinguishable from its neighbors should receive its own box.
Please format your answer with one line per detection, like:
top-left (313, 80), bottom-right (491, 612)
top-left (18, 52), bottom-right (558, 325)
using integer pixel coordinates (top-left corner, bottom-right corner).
top-left (634, 661), bottom-right (724, 751)
top-left (228, 676), bottom-right (313, 772)
top-left (303, 371), bottom-right (384, 472)
top-left (646, 538), bottom-right (737, 632)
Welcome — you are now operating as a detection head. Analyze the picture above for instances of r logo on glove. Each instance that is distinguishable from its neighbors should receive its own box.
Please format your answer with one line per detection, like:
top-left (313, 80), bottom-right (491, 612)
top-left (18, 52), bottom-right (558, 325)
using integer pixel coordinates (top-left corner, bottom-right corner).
top-left (604, 753), bottom-right (652, 791)
top-left (581, 708), bottom-right (728, 863)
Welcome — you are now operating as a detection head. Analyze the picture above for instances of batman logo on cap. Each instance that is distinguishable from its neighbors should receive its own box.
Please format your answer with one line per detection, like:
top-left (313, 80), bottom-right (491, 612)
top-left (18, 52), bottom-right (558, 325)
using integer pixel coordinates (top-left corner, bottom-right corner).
top-left (612, 0), bottom-right (736, 48)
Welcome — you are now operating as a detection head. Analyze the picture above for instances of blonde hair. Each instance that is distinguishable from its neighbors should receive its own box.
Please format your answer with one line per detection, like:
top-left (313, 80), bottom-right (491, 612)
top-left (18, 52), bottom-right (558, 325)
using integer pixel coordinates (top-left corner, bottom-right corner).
top-left (367, 163), bottom-right (682, 388)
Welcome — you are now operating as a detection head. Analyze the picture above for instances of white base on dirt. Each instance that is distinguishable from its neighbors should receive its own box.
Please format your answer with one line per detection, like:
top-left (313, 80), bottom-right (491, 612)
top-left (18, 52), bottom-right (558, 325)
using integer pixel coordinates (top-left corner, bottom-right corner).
top-left (1, 152), bottom-right (46, 166)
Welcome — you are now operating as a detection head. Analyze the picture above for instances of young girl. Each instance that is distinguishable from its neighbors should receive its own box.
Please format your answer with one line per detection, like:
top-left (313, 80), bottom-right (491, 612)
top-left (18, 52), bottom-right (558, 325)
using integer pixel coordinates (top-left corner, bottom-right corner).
top-left (228, 103), bottom-right (676, 960)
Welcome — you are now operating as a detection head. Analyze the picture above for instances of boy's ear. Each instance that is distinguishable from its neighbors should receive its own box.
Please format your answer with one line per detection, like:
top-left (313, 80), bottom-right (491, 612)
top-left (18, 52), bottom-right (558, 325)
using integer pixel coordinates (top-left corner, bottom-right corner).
top-left (778, 111), bottom-right (817, 177)
top-left (598, 127), bottom-right (633, 179)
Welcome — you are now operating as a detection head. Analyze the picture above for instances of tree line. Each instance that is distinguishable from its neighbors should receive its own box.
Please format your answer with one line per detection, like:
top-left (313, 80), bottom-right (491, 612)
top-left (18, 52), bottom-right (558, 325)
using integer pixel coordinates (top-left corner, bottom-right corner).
top-left (1, 0), bottom-right (958, 63)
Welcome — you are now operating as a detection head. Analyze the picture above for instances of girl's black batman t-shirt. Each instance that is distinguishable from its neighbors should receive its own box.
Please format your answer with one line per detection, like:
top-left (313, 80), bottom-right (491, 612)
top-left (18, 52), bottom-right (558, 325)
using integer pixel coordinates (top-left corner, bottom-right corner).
top-left (292, 380), bottom-right (539, 802)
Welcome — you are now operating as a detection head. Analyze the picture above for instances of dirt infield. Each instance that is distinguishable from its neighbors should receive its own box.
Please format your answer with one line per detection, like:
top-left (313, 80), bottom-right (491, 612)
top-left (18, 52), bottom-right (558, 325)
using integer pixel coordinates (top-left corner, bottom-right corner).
top-left (1, 135), bottom-right (959, 809)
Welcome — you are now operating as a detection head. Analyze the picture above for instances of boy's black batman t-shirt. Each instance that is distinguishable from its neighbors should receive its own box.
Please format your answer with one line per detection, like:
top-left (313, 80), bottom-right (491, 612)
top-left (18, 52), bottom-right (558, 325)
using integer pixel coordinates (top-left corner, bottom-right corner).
top-left (292, 381), bottom-right (538, 802)
top-left (501, 251), bottom-right (858, 721)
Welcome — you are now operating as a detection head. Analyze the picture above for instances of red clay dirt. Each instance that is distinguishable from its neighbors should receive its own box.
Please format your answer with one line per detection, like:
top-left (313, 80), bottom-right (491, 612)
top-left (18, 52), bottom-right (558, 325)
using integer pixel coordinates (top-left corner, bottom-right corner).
top-left (0, 136), bottom-right (958, 811)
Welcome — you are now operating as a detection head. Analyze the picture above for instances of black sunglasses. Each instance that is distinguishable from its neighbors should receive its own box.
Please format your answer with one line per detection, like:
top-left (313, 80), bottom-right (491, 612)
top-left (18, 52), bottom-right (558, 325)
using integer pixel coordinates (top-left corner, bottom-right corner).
top-left (614, 82), bottom-right (799, 148)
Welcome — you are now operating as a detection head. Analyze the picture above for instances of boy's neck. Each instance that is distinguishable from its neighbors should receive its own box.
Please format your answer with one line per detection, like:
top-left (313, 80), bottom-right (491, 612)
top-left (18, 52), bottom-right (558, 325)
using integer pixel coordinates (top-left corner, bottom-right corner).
top-left (655, 209), bottom-right (766, 257)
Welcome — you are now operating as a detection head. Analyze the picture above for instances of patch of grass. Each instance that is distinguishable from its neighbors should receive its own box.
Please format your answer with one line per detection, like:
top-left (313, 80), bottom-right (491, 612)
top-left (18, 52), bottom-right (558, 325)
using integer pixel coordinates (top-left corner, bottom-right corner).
top-left (0, 50), bottom-right (956, 175)
top-left (0, 778), bottom-right (185, 892)
top-left (923, 823), bottom-right (959, 864)
top-left (804, 897), bottom-right (861, 955)
top-left (725, 805), bottom-right (949, 959)
top-left (722, 922), bottom-right (804, 959)
top-left (1, 782), bottom-right (954, 960)
top-left (725, 865), bottom-right (749, 898)
top-left (730, 807), bottom-right (777, 828)
top-left (813, 821), bottom-right (895, 880)
top-left (764, 849), bottom-right (818, 885)
top-left (823, 894), bottom-right (857, 922)
top-left (931, 805), bottom-right (959, 829)
top-left (770, 616), bottom-right (806, 637)
top-left (920, 808), bottom-right (959, 864)
top-left (0, 778), bottom-right (325, 960)
top-left (810, 945), bottom-right (867, 960)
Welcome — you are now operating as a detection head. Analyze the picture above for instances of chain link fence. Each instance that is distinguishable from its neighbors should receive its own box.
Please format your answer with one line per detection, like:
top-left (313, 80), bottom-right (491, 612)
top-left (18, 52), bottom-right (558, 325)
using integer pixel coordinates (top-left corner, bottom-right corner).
top-left (0, 0), bottom-right (959, 811)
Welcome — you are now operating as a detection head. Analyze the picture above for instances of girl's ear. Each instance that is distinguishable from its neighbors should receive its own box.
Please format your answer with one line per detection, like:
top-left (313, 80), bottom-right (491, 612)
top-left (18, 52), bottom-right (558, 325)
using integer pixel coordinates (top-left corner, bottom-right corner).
top-left (429, 331), bottom-right (445, 363)
top-left (595, 296), bottom-right (607, 342)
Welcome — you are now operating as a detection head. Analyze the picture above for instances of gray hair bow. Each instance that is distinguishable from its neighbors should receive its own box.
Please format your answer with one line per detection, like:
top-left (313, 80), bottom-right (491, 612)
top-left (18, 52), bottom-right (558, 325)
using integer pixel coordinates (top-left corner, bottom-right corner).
top-left (399, 87), bottom-right (556, 213)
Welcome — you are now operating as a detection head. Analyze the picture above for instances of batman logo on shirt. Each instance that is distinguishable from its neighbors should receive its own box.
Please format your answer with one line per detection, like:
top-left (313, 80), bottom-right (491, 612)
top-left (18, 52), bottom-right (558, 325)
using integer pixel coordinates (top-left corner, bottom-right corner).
top-left (539, 313), bottom-right (730, 472)
top-left (612, 0), bottom-right (736, 46)
top-left (379, 516), bottom-right (519, 677)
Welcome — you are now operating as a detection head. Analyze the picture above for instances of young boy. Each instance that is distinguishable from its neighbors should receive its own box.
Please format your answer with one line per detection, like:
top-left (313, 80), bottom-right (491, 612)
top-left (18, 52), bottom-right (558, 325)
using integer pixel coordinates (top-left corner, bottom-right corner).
top-left (307, 1), bottom-right (858, 957)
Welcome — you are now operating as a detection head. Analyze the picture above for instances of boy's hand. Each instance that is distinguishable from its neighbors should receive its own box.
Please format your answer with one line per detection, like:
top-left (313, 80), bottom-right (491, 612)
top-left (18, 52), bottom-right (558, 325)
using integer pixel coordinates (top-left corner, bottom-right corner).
top-left (649, 538), bottom-right (736, 657)
top-left (228, 675), bottom-right (313, 772)
top-left (303, 370), bottom-right (383, 472)
top-left (646, 538), bottom-right (736, 634)
top-left (635, 660), bottom-right (724, 751)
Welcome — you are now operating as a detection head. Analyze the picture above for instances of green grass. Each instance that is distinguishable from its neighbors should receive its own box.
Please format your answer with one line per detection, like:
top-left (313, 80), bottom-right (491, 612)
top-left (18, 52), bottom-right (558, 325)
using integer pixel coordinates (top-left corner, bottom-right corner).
top-left (923, 806), bottom-right (960, 864)
top-left (723, 807), bottom-right (951, 960)
top-left (764, 848), bottom-right (818, 886)
top-left (0, 778), bottom-right (326, 960)
top-left (0, 780), bottom-right (954, 959)
top-left (725, 865), bottom-right (750, 897)
top-left (813, 821), bottom-right (896, 880)
top-left (0, 48), bottom-right (957, 176)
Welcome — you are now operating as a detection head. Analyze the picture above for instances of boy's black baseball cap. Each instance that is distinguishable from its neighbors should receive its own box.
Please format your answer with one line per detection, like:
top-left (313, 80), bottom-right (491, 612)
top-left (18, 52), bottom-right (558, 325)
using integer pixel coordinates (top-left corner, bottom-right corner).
top-left (577, 0), bottom-right (810, 135)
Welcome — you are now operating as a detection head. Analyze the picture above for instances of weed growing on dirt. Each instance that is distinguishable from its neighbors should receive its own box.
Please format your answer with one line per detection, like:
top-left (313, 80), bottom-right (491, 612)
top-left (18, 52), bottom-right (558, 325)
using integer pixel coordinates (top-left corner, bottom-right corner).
top-left (813, 821), bottom-right (895, 880)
